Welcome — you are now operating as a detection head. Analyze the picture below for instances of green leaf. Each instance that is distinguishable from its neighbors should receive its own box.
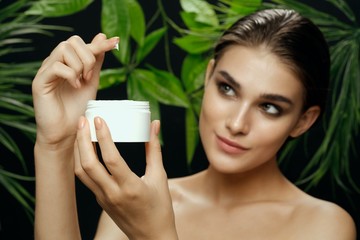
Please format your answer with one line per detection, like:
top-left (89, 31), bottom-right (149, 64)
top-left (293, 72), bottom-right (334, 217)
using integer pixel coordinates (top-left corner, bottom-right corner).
top-left (0, 0), bottom-right (27, 23)
top-left (26, 0), bottom-right (94, 17)
top-left (217, 0), bottom-right (261, 28)
top-left (136, 27), bottom-right (166, 63)
top-left (173, 35), bottom-right (214, 54)
top-left (0, 127), bottom-right (25, 169)
top-left (268, 0), bottom-right (351, 29)
top-left (180, 12), bottom-right (214, 31)
top-left (0, 96), bottom-right (34, 116)
top-left (99, 68), bottom-right (127, 89)
top-left (0, 0), bottom-right (51, 221)
top-left (0, 63), bottom-right (40, 81)
top-left (181, 54), bottom-right (208, 93)
top-left (223, 0), bottom-right (262, 15)
top-left (0, 38), bottom-right (31, 47)
top-left (127, 73), bottom-right (161, 123)
top-left (127, 73), bottom-right (163, 144)
top-left (0, 168), bottom-right (34, 181)
top-left (180, 0), bottom-right (219, 27)
top-left (0, 114), bottom-right (29, 122)
top-left (185, 108), bottom-right (199, 164)
top-left (129, 69), bottom-right (188, 107)
top-left (127, 0), bottom-right (145, 47)
top-left (189, 88), bottom-right (203, 116)
top-left (130, 69), bottom-right (189, 108)
top-left (0, 174), bottom-right (34, 217)
top-left (326, 0), bottom-right (356, 23)
top-left (0, 120), bottom-right (36, 135)
top-left (102, 0), bottom-right (131, 64)
top-left (0, 92), bottom-right (33, 103)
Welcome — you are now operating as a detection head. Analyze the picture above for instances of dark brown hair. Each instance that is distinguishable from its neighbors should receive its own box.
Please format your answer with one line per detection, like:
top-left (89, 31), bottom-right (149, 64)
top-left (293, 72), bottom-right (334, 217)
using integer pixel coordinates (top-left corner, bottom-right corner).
top-left (214, 9), bottom-right (330, 113)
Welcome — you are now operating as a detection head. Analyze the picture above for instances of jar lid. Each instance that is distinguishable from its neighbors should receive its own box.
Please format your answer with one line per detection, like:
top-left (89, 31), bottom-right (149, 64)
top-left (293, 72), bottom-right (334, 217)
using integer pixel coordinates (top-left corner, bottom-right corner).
top-left (86, 100), bottom-right (149, 110)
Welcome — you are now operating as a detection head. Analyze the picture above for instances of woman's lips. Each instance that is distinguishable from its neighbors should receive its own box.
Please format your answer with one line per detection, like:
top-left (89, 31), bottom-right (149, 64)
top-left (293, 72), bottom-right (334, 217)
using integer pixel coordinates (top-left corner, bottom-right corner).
top-left (216, 135), bottom-right (249, 154)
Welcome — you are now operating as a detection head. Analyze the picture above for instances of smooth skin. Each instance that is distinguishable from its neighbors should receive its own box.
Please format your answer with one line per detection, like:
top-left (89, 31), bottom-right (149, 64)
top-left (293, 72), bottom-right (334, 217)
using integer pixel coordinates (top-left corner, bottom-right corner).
top-left (169, 46), bottom-right (356, 239)
top-left (33, 34), bottom-right (356, 240)
top-left (32, 33), bottom-right (177, 240)
top-left (75, 116), bottom-right (177, 240)
top-left (91, 45), bottom-right (356, 239)
top-left (33, 33), bottom-right (118, 240)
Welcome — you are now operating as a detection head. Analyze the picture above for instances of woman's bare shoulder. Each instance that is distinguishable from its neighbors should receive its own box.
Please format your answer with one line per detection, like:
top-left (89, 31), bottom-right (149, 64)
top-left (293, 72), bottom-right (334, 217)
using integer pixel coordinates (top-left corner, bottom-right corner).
top-left (294, 193), bottom-right (356, 240)
top-left (168, 171), bottom-right (205, 203)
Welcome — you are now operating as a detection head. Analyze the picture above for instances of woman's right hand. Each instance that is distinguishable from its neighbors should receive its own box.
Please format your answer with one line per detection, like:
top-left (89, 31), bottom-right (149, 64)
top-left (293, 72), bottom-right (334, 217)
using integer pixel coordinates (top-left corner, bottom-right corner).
top-left (75, 117), bottom-right (179, 240)
top-left (32, 33), bottom-right (119, 149)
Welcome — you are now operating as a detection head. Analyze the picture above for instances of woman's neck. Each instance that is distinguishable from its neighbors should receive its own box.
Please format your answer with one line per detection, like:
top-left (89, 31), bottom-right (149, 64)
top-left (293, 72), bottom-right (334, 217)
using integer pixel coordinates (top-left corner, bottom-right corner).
top-left (199, 158), bottom-right (294, 207)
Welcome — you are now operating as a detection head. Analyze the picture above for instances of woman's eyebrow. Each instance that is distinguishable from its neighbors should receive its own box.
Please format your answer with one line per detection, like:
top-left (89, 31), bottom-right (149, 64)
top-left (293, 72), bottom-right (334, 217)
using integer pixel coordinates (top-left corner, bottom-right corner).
top-left (219, 70), bottom-right (241, 90)
top-left (218, 70), bottom-right (294, 105)
top-left (260, 93), bottom-right (294, 106)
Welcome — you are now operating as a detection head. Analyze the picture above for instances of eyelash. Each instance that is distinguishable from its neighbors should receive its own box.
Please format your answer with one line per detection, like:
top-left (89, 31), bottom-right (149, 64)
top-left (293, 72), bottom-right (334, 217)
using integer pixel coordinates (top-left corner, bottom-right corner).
top-left (260, 103), bottom-right (283, 116)
top-left (216, 81), bottom-right (236, 97)
top-left (216, 79), bottom-right (283, 116)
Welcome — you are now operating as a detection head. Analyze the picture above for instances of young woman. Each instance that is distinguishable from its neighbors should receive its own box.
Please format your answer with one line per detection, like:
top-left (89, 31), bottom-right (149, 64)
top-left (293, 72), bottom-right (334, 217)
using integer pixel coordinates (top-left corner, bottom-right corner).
top-left (32, 9), bottom-right (356, 240)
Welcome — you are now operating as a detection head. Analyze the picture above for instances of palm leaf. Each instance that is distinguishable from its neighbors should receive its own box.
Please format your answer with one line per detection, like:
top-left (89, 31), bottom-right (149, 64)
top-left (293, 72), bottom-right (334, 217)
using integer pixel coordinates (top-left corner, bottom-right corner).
top-left (0, 0), bottom-right (63, 222)
top-left (25, 0), bottom-right (94, 17)
top-left (0, 127), bottom-right (25, 170)
top-left (0, 170), bottom-right (35, 221)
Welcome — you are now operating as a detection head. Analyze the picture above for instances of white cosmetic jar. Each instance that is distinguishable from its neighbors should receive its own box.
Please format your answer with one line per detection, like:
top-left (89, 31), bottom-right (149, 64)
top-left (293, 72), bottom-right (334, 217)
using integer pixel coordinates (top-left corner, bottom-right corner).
top-left (85, 100), bottom-right (151, 142)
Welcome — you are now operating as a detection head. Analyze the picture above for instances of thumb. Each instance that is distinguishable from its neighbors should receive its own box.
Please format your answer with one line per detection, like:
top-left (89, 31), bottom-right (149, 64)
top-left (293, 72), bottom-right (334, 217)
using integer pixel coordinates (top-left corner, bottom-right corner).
top-left (144, 120), bottom-right (166, 180)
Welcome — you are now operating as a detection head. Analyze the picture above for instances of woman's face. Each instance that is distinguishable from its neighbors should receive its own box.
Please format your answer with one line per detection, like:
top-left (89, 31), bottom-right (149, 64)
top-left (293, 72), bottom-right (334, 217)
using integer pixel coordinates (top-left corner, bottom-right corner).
top-left (199, 45), bottom-right (318, 174)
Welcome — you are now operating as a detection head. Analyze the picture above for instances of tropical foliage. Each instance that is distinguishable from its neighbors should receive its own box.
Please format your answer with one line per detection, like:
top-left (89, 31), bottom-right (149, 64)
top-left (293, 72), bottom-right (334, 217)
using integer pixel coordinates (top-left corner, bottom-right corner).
top-left (27, 0), bottom-right (360, 193)
top-left (1, 0), bottom-right (44, 221)
top-left (0, 0), bottom-right (87, 221)
top-left (3, 0), bottom-right (358, 221)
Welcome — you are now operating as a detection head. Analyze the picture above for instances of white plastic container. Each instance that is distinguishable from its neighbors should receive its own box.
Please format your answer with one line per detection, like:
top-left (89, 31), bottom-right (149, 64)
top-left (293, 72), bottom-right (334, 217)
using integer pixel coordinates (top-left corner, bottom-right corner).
top-left (85, 100), bottom-right (151, 142)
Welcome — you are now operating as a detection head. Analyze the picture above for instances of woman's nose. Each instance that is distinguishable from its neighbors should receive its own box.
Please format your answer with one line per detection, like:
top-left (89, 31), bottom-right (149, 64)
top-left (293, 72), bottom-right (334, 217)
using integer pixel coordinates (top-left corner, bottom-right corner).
top-left (226, 105), bottom-right (250, 135)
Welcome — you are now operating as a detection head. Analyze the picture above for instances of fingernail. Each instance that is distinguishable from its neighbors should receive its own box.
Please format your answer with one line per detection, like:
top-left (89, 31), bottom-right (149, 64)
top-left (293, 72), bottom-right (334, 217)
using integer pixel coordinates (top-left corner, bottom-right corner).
top-left (78, 116), bottom-right (85, 129)
top-left (94, 117), bottom-right (102, 130)
top-left (154, 120), bottom-right (160, 136)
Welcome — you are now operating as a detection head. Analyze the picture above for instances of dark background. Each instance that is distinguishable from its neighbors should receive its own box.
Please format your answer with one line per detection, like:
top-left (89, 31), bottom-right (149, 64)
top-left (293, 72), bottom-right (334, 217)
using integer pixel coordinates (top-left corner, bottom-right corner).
top-left (0, 0), bottom-right (359, 239)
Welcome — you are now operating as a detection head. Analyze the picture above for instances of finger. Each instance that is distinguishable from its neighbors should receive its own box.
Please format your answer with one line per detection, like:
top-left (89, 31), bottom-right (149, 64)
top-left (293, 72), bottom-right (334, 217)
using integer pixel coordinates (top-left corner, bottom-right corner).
top-left (76, 116), bottom-right (116, 188)
top-left (94, 117), bottom-right (133, 184)
top-left (74, 140), bottom-right (101, 195)
top-left (66, 35), bottom-right (97, 81)
top-left (39, 34), bottom-right (118, 83)
top-left (88, 33), bottom-right (119, 56)
top-left (35, 42), bottom-right (86, 89)
top-left (144, 120), bottom-right (166, 180)
top-left (41, 39), bottom-right (82, 73)
top-left (37, 60), bottom-right (81, 89)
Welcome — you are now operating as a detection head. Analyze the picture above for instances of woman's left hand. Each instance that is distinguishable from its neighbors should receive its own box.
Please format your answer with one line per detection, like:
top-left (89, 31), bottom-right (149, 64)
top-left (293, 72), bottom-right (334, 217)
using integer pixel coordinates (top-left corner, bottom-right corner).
top-left (74, 116), bottom-right (178, 240)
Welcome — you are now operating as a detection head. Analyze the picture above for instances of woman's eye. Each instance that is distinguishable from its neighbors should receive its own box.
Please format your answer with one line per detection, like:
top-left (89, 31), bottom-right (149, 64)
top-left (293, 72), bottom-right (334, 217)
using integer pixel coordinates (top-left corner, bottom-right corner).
top-left (218, 82), bottom-right (235, 96)
top-left (262, 103), bottom-right (281, 115)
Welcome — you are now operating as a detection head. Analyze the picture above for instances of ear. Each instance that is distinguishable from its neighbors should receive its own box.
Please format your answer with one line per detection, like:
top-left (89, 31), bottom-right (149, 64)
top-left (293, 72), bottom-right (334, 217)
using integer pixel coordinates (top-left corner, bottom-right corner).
top-left (290, 106), bottom-right (321, 138)
top-left (204, 59), bottom-right (215, 86)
